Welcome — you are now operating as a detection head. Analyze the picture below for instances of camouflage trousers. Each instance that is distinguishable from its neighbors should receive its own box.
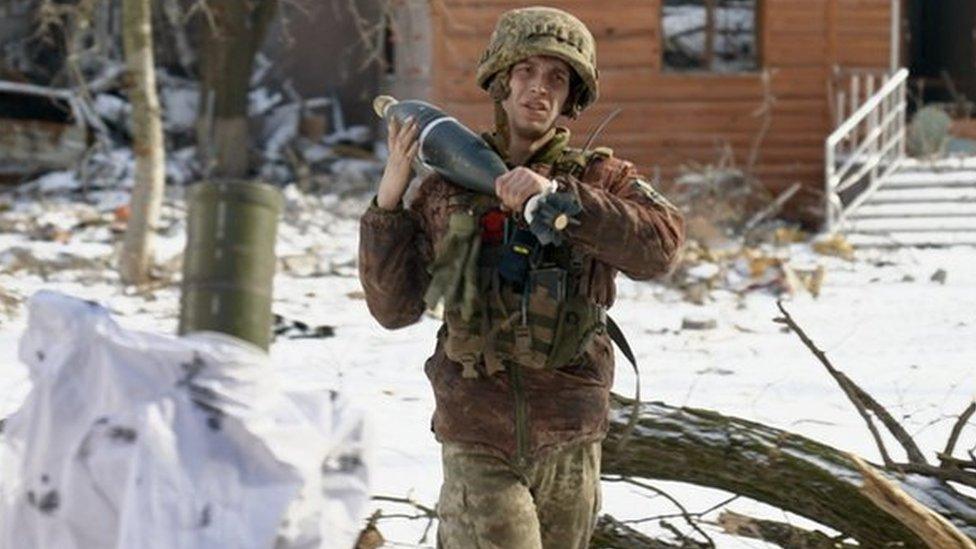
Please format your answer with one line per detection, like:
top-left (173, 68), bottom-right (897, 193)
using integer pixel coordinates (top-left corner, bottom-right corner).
top-left (436, 441), bottom-right (601, 549)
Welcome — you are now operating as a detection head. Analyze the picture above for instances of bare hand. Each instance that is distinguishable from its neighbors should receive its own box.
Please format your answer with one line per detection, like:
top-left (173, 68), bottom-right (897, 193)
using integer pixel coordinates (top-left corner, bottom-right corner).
top-left (494, 167), bottom-right (551, 213)
top-left (377, 116), bottom-right (420, 210)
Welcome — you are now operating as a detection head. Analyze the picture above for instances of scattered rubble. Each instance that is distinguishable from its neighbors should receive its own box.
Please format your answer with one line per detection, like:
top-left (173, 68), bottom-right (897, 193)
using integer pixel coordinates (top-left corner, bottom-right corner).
top-left (665, 164), bottom-right (857, 304)
top-left (681, 316), bottom-right (718, 331)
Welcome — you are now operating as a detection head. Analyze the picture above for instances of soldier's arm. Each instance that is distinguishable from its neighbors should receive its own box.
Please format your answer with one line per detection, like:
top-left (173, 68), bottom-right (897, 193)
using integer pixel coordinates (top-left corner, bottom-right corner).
top-left (357, 180), bottom-right (433, 329)
top-left (562, 157), bottom-right (685, 280)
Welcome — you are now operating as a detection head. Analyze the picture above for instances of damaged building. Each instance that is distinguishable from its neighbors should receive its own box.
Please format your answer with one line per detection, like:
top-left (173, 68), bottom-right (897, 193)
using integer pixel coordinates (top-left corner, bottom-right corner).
top-left (384, 0), bottom-right (976, 227)
top-left (2, 0), bottom-right (975, 231)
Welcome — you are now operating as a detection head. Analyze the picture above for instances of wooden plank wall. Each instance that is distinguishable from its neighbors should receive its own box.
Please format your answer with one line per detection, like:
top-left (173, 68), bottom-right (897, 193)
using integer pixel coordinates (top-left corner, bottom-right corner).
top-left (427, 0), bottom-right (892, 222)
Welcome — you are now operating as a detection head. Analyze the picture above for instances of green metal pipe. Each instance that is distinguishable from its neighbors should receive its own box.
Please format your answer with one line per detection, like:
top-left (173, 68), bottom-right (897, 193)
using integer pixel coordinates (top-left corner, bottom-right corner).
top-left (179, 179), bottom-right (283, 350)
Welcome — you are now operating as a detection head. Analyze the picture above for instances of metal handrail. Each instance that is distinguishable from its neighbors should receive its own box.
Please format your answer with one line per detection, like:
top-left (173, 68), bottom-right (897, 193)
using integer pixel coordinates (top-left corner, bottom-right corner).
top-left (824, 68), bottom-right (909, 231)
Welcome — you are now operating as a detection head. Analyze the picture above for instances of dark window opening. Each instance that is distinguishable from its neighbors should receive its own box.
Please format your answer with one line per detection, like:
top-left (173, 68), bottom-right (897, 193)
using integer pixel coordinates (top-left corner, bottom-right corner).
top-left (662, 0), bottom-right (758, 73)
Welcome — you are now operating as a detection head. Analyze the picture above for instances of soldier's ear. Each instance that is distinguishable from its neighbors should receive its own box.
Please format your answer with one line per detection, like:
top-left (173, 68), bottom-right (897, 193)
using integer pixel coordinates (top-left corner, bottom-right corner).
top-left (487, 69), bottom-right (513, 103)
top-left (561, 72), bottom-right (585, 118)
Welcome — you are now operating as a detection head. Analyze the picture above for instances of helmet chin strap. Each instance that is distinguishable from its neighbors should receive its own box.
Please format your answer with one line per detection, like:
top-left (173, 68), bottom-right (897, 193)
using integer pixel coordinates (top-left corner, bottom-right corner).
top-left (493, 101), bottom-right (511, 162)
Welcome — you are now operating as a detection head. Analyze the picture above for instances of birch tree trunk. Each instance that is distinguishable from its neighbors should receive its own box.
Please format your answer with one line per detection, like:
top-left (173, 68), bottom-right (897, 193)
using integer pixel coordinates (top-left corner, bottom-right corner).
top-left (119, 0), bottom-right (165, 285)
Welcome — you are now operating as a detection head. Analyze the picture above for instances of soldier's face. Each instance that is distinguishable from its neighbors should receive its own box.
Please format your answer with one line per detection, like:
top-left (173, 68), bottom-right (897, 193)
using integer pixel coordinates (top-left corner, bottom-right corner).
top-left (501, 55), bottom-right (571, 140)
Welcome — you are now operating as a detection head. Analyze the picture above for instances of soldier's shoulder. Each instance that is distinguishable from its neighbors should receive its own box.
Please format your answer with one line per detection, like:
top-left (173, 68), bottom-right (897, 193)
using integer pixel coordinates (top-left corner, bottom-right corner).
top-left (579, 146), bottom-right (636, 177)
top-left (560, 145), bottom-right (614, 162)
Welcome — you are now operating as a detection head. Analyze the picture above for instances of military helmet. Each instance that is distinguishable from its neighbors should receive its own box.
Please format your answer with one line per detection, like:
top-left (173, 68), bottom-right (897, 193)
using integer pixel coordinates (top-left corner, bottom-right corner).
top-left (476, 7), bottom-right (598, 115)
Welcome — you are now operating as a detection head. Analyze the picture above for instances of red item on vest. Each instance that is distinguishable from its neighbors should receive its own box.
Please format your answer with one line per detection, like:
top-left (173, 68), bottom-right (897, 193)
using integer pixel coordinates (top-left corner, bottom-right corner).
top-left (480, 208), bottom-right (507, 245)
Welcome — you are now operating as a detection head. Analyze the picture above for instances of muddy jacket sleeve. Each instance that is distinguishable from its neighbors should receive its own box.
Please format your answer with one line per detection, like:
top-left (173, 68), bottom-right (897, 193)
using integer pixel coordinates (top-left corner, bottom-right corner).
top-left (562, 157), bottom-right (685, 280)
top-left (357, 186), bottom-right (433, 329)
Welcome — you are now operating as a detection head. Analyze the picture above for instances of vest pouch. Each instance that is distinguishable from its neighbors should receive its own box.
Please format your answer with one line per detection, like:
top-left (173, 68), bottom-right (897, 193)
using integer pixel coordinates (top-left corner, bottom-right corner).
top-left (489, 270), bottom-right (558, 370)
top-left (489, 267), bottom-right (603, 371)
top-left (444, 308), bottom-right (485, 378)
top-left (544, 295), bottom-right (605, 370)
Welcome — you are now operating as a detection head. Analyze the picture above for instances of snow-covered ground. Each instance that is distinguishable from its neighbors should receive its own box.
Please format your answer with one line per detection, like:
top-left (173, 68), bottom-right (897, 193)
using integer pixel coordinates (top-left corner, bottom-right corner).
top-left (1, 185), bottom-right (974, 547)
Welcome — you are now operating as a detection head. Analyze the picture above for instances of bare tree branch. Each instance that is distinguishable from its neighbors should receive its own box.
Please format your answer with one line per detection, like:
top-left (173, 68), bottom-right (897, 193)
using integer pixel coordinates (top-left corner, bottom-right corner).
top-left (715, 510), bottom-right (857, 549)
top-left (944, 401), bottom-right (976, 462)
top-left (370, 494), bottom-right (437, 545)
top-left (775, 300), bottom-right (928, 466)
top-left (603, 476), bottom-right (715, 547)
top-left (853, 455), bottom-right (976, 549)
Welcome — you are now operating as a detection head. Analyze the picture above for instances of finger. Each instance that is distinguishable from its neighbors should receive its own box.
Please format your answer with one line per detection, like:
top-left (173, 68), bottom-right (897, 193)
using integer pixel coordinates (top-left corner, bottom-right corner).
top-left (387, 119), bottom-right (398, 145)
top-left (401, 124), bottom-right (420, 150)
top-left (406, 139), bottom-right (420, 159)
top-left (398, 118), bottom-right (418, 146)
top-left (404, 119), bottom-right (421, 141)
top-left (494, 171), bottom-right (511, 193)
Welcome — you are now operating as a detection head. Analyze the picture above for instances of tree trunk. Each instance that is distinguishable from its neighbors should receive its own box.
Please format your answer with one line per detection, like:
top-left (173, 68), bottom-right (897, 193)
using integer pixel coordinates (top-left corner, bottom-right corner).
top-left (601, 396), bottom-right (976, 548)
top-left (119, 0), bottom-right (165, 285)
top-left (196, 0), bottom-right (278, 179)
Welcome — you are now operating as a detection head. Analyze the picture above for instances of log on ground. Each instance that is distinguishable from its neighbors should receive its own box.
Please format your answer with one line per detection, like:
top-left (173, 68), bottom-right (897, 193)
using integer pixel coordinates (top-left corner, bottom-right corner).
top-left (601, 396), bottom-right (976, 548)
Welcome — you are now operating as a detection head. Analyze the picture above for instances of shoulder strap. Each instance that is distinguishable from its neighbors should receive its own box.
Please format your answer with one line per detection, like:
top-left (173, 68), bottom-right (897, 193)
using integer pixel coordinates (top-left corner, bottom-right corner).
top-left (606, 315), bottom-right (641, 453)
top-left (552, 146), bottom-right (617, 180)
top-left (447, 188), bottom-right (496, 216)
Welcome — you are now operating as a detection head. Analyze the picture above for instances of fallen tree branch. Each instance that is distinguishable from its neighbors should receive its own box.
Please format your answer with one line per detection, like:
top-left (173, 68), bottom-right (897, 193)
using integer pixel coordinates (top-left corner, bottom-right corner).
top-left (603, 476), bottom-right (714, 546)
top-left (945, 401), bottom-right (976, 462)
top-left (852, 455), bottom-right (976, 549)
top-left (591, 515), bottom-right (704, 549)
top-left (775, 300), bottom-right (928, 466)
top-left (742, 181), bottom-right (800, 234)
top-left (602, 397), bottom-right (976, 547)
top-left (716, 510), bottom-right (856, 549)
top-left (370, 494), bottom-right (437, 544)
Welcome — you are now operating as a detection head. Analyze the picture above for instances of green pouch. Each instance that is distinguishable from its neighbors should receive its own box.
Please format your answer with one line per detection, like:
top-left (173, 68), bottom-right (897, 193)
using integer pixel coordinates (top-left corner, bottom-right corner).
top-left (425, 212), bottom-right (480, 319)
top-left (490, 268), bottom-right (604, 371)
top-left (544, 296), bottom-right (605, 370)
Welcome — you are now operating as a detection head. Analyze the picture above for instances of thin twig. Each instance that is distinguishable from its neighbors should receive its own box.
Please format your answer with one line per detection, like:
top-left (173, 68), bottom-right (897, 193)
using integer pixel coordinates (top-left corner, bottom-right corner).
top-left (371, 494), bottom-right (437, 544)
top-left (775, 301), bottom-right (914, 467)
top-left (604, 476), bottom-right (716, 547)
top-left (900, 462), bottom-right (976, 490)
top-left (776, 300), bottom-right (930, 466)
top-left (747, 68), bottom-right (776, 174)
top-left (936, 454), bottom-right (976, 470)
top-left (371, 494), bottom-right (437, 517)
top-left (619, 495), bottom-right (740, 526)
top-left (943, 401), bottom-right (976, 461)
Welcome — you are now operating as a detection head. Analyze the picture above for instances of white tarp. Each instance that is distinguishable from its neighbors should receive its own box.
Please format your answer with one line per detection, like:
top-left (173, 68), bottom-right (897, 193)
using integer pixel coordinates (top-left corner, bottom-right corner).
top-left (0, 291), bottom-right (370, 549)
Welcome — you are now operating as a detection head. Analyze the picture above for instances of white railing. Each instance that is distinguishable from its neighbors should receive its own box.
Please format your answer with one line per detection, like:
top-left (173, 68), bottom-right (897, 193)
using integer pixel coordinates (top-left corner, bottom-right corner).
top-left (831, 67), bottom-right (891, 129)
top-left (825, 67), bottom-right (909, 232)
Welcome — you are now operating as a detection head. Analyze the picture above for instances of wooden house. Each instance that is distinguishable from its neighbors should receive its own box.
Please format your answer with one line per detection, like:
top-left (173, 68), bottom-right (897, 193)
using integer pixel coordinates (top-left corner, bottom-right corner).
top-left (388, 0), bottom-right (906, 224)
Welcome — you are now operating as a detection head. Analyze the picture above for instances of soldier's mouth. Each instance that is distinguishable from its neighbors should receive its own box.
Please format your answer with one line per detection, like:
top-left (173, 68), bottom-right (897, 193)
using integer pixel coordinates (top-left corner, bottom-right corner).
top-left (521, 102), bottom-right (549, 116)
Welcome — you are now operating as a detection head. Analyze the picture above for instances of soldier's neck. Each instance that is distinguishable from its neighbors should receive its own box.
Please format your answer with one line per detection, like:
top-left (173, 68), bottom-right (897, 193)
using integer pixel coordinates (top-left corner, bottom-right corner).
top-left (507, 127), bottom-right (557, 166)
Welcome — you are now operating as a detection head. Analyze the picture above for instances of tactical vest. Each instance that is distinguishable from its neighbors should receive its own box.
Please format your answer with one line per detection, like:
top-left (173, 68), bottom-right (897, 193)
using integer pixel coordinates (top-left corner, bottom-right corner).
top-left (435, 147), bottom-right (614, 378)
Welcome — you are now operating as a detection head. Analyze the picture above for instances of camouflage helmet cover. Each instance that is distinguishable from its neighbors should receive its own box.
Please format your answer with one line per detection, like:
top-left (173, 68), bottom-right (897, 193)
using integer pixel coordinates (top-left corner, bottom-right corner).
top-left (476, 7), bottom-right (599, 115)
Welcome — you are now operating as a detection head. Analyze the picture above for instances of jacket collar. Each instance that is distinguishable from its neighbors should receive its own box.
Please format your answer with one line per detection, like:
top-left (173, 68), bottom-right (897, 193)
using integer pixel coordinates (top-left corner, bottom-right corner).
top-left (482, 127), bottom-right (572, 169)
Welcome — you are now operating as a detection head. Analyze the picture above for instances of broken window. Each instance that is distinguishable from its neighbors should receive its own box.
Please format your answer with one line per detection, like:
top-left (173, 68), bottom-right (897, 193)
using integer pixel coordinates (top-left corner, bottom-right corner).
top-left (662, 0), bottom-right (759, 72)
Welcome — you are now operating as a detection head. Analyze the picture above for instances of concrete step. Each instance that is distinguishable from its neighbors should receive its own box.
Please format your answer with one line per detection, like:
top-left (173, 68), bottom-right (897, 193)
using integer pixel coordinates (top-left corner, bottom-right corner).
top-left (843, 216), bottom-right (976, 234)
top-left (849, 201), bottom-right (976, 219)
top-left (864, 186), bottom-right (976, 204)
top-left (840, 160), bottom-right (976, 248)
top-left (883, 170), bottom-right (976, 189)
top-left (846, 231), bottom-right (976, 248)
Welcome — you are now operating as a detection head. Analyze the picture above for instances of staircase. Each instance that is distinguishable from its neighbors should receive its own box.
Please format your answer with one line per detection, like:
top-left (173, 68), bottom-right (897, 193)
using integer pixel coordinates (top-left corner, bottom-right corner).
top-left (842, 159), bottom-right (976, 247)
top-left (824, 67), bottom-right (976, 248)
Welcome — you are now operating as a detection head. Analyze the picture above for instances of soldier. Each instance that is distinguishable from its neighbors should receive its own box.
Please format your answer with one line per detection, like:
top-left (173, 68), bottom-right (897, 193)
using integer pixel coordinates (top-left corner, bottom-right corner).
top-left (359, 6), bottom-right (684, 549)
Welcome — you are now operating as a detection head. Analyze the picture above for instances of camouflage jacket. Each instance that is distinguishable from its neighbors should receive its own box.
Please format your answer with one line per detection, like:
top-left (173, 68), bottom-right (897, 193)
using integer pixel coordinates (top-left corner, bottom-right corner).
top-left (358, 130), bottom-right (685, 461)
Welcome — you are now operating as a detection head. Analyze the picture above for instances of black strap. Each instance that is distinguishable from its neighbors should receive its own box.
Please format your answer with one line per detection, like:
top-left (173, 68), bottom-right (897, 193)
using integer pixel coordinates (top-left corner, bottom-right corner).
top-left (606, 315), bottom-right (641, 452)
